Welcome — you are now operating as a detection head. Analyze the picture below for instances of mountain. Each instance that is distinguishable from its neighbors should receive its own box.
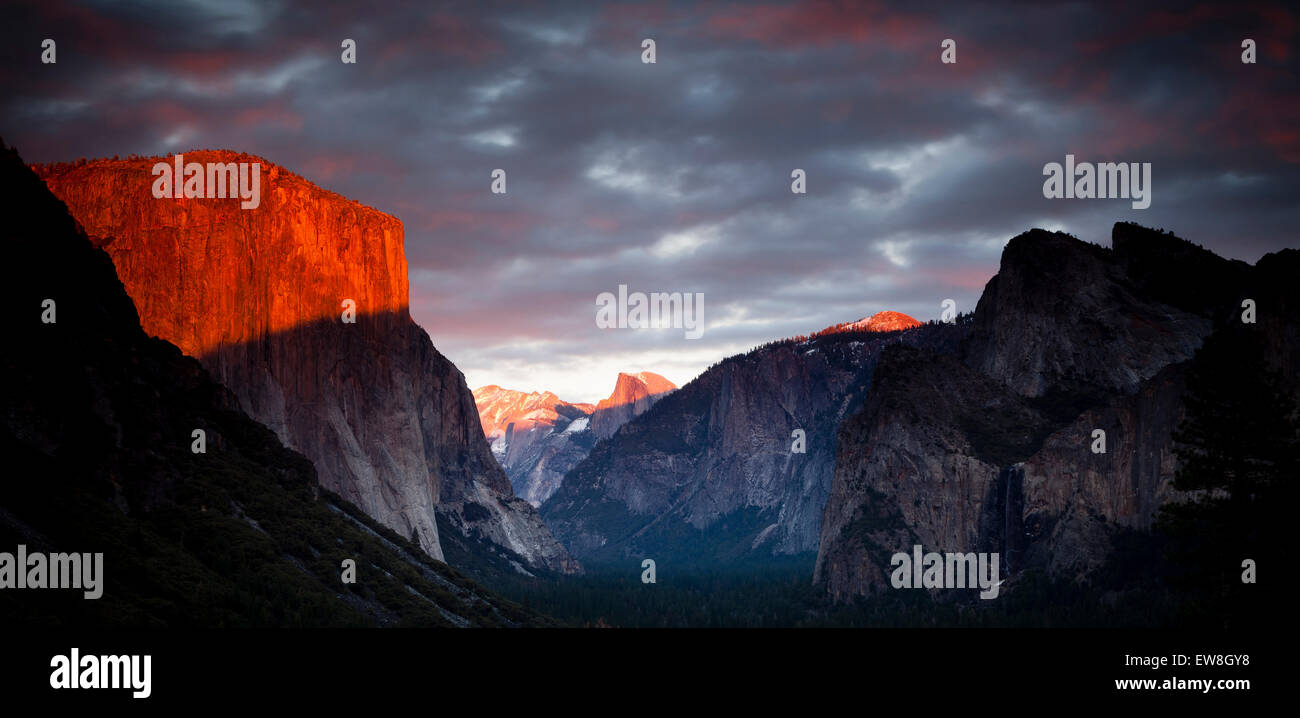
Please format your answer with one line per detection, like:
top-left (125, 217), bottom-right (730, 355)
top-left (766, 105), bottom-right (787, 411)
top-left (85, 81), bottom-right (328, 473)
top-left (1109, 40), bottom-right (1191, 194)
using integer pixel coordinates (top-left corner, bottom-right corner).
top-left (472, 372), bottom-right (675, 507)
top-left (844, 310), bottom-right (924, 334)
top-left (541, 311), bottom-right (957, 567)
top-left (474, 386), bottom-right (596, 441)
top-left (473, 385), bottom-right (596, 507)
top-left (0, 141), bottom-right (549, 627)
top-left (590, 372), bottom-right (677, 439)
top-left (35, 151), bottom-right (578, 577)
top-left (814, 224), bottom-right (1300, 601)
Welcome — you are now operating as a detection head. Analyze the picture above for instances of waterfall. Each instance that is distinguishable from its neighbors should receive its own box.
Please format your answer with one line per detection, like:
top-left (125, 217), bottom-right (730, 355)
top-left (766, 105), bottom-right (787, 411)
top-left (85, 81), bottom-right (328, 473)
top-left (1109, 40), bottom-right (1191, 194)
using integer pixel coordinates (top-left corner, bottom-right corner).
top-left (1000, 464), bottom-right (1026, 575)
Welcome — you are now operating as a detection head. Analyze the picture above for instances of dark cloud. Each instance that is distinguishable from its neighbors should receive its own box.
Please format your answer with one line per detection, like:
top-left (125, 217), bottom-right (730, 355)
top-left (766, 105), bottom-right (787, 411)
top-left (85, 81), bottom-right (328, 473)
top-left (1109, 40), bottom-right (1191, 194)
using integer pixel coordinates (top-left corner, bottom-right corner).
top-left (3, 0), bottom-right (1297, 402)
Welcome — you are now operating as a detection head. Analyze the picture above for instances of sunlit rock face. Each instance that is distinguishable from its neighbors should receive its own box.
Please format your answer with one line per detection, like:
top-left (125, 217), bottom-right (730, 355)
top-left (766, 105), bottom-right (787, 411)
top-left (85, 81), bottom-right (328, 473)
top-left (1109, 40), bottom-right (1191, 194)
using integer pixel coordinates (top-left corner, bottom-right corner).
top-left (590, 372), bottom-right (677, 440)
top-left (853, 311), bottom-right (922, 334)
top-left (37, 152), bottom-right (577, 574)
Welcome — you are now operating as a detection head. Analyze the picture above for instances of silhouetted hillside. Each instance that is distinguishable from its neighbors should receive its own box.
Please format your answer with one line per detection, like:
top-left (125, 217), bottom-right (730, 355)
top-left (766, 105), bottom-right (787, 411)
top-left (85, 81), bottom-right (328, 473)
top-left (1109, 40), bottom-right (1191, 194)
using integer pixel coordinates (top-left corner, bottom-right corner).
top-left (0, 141), bottom-right (551, 627)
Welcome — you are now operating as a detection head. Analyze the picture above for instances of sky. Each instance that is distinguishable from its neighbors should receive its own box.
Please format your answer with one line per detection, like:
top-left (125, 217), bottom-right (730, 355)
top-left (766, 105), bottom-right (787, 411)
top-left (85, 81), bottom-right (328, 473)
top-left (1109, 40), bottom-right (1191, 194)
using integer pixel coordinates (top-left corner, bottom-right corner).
top-left (3, 0), bottom-right (1298, 403)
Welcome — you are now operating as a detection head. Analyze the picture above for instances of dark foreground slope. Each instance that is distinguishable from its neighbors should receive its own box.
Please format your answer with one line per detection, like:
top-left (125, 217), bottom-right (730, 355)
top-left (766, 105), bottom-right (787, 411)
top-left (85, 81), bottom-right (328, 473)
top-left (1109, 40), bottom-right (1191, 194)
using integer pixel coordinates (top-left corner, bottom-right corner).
top-left (0, 142), bottom-right (550, 627)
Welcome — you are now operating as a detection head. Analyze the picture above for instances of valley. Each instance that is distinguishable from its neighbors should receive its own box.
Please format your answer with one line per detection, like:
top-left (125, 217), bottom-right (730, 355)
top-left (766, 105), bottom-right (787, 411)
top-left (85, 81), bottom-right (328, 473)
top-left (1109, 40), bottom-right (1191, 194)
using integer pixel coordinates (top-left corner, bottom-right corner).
top-left (6, 143), bottom-right (1293, 630)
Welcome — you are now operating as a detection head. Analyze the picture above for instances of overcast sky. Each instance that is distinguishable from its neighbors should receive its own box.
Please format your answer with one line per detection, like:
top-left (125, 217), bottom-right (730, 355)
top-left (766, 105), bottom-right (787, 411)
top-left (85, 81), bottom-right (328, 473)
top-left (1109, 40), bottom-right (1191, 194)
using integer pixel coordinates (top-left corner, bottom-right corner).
top-left (4, 0), bottom-right (1297, 402)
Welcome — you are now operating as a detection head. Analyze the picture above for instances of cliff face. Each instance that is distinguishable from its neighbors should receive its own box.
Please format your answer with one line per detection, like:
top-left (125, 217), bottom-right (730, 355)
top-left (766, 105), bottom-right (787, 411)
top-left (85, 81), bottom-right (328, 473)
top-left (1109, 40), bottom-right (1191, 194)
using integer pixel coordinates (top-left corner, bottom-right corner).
top-left (590, 372), bottom-right (677, 439)
top-left (965, 229), bottom-right (1214, 398)
top-left (36, 151), bottom-right (577, 575)
top-left (814, 346), bottom-right (1045, 599)
top-left (1, 142), bottom-right (549, 626)
top-left (542, 316), bottom-right (960, 566)
top-left (815, 224), bottom-right (1298, 600)
top-left (472, 374), bottom-right (673, 507)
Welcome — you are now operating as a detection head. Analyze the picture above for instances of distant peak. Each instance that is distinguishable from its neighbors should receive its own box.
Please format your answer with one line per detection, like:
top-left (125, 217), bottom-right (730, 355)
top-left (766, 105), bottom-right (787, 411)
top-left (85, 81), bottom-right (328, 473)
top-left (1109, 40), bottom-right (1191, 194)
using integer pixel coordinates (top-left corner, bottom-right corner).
top-left (800, 310), bottom-right (922, 342)
top-left (857, 310), bottom-right (922, 333)
top-left (598, 371), bottom-right (676, 409)
top-left (608, 370), bottom-right (676, 397)
top-left (590, 371), bottom-right (677, 439)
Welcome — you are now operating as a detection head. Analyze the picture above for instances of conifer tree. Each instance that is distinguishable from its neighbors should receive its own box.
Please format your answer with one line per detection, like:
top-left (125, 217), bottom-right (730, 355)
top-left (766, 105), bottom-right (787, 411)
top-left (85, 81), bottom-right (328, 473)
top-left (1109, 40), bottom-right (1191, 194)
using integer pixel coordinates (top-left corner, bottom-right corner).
top-left (1157, 327), bottom-right (1298, 624)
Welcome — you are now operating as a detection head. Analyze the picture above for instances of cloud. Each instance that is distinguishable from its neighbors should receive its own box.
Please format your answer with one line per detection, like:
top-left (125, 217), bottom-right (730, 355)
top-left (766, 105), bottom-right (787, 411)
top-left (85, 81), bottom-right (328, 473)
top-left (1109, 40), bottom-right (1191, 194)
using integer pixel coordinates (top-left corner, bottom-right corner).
top-left (3, 0), bottom-right (1298, 401)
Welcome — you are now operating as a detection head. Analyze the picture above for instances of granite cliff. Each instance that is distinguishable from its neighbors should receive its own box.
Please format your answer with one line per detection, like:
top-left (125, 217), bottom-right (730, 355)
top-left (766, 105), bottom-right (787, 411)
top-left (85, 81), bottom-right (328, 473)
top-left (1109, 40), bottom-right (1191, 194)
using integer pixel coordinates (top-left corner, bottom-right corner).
top-left (815, 224), bottom-right (1299, 601)
top-left (36, 151), bottom-right (577, 576)
top-left (1, 141), bottom-right (550, 626)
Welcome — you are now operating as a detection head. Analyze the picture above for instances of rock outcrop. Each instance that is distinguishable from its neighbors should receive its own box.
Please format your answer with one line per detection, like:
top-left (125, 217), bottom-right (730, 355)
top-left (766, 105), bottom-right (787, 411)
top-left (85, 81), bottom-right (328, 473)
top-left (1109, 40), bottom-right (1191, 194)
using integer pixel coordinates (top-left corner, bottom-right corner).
top-left (35, 151), bottom-right (577, 575)
top-left (965, 230), bottom-right (1216, 398)
top-left (815, 224), bottom-right (1299, 601)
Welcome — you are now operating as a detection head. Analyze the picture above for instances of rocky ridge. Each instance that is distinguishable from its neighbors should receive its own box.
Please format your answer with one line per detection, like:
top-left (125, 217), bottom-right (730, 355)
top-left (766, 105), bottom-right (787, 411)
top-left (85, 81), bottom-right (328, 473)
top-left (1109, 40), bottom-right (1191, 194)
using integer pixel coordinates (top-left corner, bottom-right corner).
top-left (815, 224), bottom-right (1299, 600)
